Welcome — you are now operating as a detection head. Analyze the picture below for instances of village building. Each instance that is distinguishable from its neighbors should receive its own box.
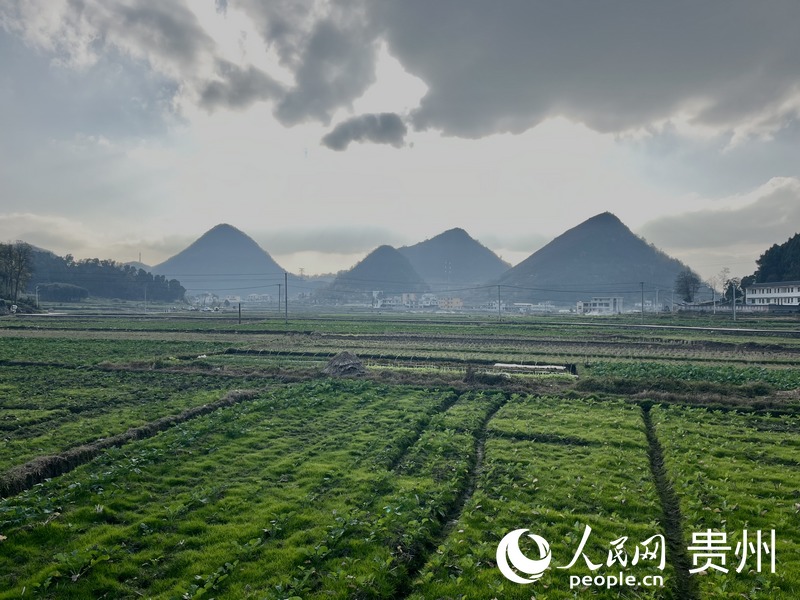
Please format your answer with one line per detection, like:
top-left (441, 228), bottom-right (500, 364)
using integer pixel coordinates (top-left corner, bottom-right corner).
top-left (744, 281), bottom-right (800, 307)
top-left (577, 296), bottom-right (624, 315)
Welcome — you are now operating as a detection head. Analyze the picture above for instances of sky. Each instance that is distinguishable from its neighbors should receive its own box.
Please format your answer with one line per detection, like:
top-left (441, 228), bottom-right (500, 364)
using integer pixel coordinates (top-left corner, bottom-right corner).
top-left (1, 1), bottom-right (799, 281)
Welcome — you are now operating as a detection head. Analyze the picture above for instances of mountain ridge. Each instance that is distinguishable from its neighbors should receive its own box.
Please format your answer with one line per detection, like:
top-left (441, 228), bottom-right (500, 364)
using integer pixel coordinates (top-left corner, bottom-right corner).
top-left (152, 224), bottom-right (298, 296)
top-left (398, 227), bottom-right (509, 289)
top-left (322, 245), bottom-right (428, 301)
top-left (498, 212), bottom-right (704, 305)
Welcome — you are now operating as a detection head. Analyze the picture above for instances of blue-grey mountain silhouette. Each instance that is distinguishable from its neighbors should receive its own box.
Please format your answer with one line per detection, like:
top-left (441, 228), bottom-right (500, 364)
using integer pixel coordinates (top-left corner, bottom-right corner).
top-left (152, 224), bottom-right (297, 296)
top-left (398, 228), bottom-right (509, 289)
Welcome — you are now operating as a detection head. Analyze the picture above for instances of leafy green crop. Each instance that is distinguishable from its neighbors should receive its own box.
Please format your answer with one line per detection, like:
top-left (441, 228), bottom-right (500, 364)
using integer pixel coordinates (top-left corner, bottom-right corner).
top-left (653, 405), bottom-right (800, 598)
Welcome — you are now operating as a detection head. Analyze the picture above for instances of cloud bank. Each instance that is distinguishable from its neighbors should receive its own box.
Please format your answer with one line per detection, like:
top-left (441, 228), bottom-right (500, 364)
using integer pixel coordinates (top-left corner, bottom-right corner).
top-left (4, 1), bottom-right (800, 147)
top-left (638, 177), bottom-right (800, 277)
top-left (640, 178), bottom-right (800, 250)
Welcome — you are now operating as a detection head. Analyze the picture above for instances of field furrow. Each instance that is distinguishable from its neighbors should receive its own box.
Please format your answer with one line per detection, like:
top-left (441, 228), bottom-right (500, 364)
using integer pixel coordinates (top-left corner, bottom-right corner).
top-left (653, 405), bottom-right (800, 598)
top-left (408, 396), bottom-right (671, 599)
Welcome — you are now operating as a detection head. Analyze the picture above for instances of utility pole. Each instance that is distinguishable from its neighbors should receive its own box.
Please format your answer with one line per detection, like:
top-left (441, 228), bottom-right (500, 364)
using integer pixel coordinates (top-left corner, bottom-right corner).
top-left (497, 285), bottom-right (501, 321)
top-left (277, 284), bottom-right (282, 314)
top-left (712, 285), bottom-right (716, 315)
top-left (640, 282), bottom-right (644, 323)
top-left (238, 302), bottom-right (241, 325)
top-left (732, 283), bottom-right (737, 322)
top-left (284, 272), bottom-right (288, 324)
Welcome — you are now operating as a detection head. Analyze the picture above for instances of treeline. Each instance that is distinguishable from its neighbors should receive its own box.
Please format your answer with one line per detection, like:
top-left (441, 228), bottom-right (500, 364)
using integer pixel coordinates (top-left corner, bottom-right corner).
top-left (30, 251), bottom-right (185, 302)
top-left (37, 283), bottom-right (90, 302)
top-left (748, 232), bottom-right (800, 284)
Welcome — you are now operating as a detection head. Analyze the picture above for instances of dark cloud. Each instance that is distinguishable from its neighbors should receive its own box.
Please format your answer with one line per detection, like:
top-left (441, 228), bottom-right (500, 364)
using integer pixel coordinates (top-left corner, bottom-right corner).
top-left (372, 1), bottom-right (800, 137)
top-left (107, 2), bottom-right (215, 70)
top-left (639, 179), bottom-right (800, 251)
top-left (321, 112), bottom-right (406, 150)
top-left (199, 60), bottom-right (284, 111)
top-left (275, 16), bottom-right (379, 125)
top-left (0, 0), bottom-right (216, 87)
top-left (236, 0), bottom-right (325, 69)
top-left (5, 0), bottom-right (800, 150)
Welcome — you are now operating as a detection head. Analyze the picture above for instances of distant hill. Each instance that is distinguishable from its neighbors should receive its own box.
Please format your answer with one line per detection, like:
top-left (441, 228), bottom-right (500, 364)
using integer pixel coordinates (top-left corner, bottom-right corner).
top-left (747, 231), bottom-right (800, 283)
top-left (322, 245), bottom-right (428, 302)
top-left (398, 228), bottom-right (509, 289)
top-left (498, 212), bottom-right (703, 306)
top-left (152, 224), bottom-right (297, 296)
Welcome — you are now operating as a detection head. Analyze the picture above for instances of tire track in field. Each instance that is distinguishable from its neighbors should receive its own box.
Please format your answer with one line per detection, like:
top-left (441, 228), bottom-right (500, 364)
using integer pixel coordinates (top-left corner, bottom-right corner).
top-left (383, 389), bottom-right (465, 471)
top-left (394, 391), bottom-right (511, 599)
top-left (0, 389), bottom-right (260, 498)
top-left (641, 404), bottom-right (698, 600)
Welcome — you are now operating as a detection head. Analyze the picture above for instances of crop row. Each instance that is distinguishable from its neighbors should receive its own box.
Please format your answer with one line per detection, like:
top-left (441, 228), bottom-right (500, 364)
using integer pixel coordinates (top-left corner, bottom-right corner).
top-left (0, 335), bottom-right (239, 366)
top-left (0, 366), bottom-right (257, 471)
top-left (585, 361), bottom-right (800, 390)
top-left (8, 311), bottom-right (800, 336)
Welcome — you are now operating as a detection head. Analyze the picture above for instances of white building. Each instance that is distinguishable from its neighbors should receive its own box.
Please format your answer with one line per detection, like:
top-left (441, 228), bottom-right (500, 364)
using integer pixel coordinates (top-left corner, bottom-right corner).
top-left (577, 297), bottom-right (623, 315)
top-left (745, 281), bottom-right (800, 307)
top-left (246, 293), bottom-right (272, 303)
top-left (487, 300), bottom-right (506, 312)
top-left (514, 302), bottom-right (555, 314)
top-left (420, 293), bottom-right (439, 308)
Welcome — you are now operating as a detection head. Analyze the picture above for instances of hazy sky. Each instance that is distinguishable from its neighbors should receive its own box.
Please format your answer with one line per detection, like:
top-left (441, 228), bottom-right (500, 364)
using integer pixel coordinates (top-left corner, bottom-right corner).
top-left (1, 1), bottom-right (799, 280)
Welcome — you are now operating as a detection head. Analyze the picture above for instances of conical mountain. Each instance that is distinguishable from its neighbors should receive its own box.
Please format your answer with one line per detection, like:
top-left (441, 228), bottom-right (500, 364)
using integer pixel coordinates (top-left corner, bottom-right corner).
top-left (398, 228), bottom-right (510, 289)
top-left (498, 212), bottom-right (702, 304)
top-left (152, 224), bottom-right (294, 296)
top-left (326, 245), bottom-right (428, 299)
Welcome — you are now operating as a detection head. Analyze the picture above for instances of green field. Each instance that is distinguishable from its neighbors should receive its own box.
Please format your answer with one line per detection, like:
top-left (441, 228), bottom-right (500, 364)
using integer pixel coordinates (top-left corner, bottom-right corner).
top-left (1, 312), bottom-right (799, 599)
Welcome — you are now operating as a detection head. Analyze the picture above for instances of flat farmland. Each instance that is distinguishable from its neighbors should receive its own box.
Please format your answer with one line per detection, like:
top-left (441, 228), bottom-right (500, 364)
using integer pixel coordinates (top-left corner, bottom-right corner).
top-left (1, 312), bottom-right (799, 599)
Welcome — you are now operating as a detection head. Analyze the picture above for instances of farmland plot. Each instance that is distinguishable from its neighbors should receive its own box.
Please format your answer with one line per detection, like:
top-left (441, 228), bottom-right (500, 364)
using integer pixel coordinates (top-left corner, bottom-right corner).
top-left (653, 405), bottom-right (800, 598)
top-left (409, 397), bottom-right (672, 599)
top-left (0, 382), bottom-right (508, 599)
top-left (0, 366), bottom-right (253, 471)
top-left (1, 313), bottom-right (799, 599)
top-left (587, 362), bottom-right (800, 390)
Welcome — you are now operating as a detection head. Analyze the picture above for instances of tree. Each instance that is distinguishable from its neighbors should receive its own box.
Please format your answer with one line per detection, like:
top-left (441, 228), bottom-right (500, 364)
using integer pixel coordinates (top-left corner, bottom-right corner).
top-left (674, 268), bottom-right (701, 303)
top-left (723, 277), bottom-right (743, 302)
top-left (0, 242), bottom-right (33, 301)
top-left (751, 232), bottom-right (800, 282)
